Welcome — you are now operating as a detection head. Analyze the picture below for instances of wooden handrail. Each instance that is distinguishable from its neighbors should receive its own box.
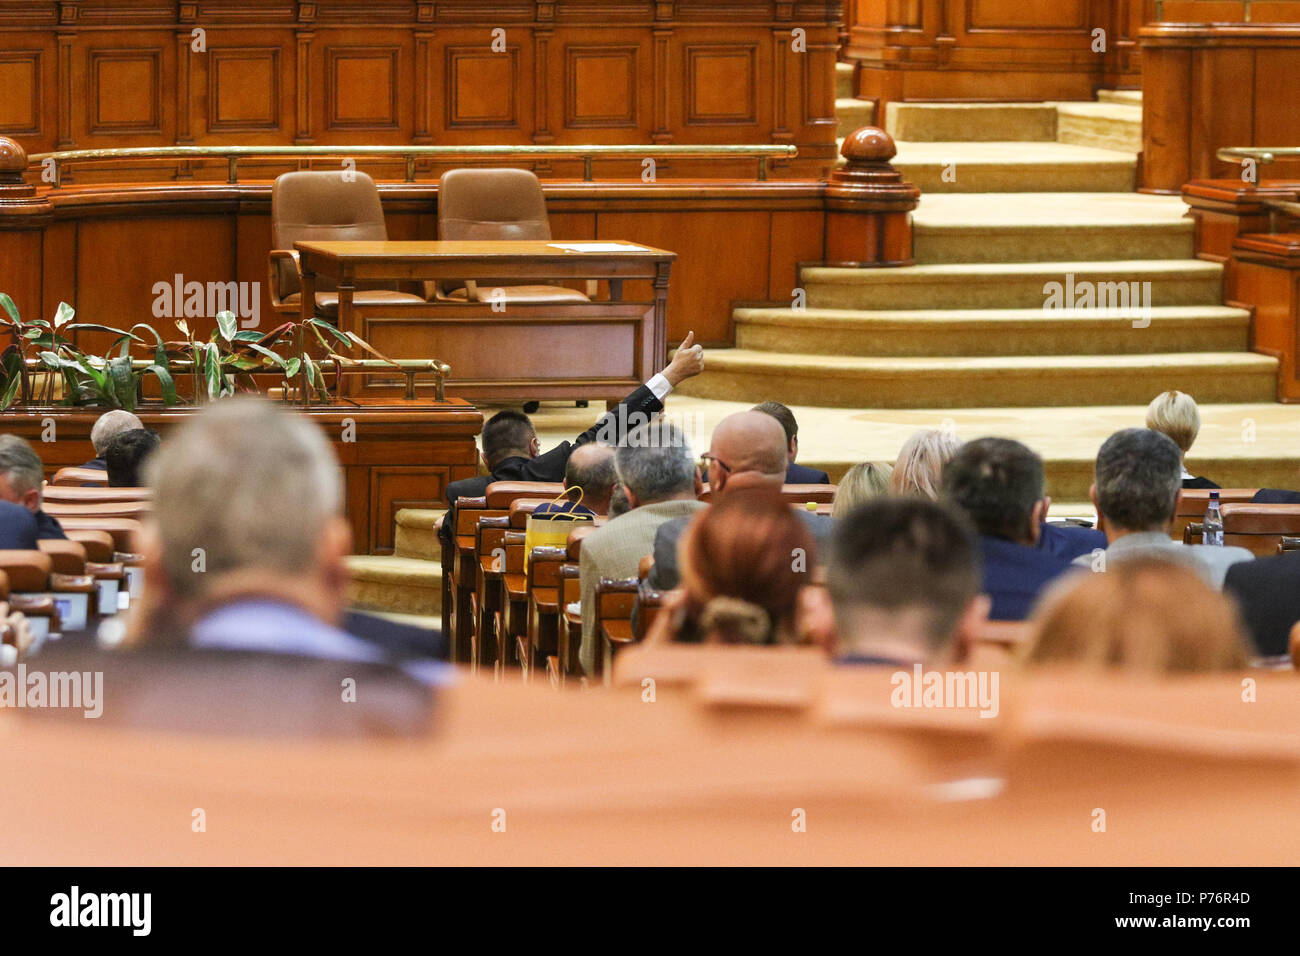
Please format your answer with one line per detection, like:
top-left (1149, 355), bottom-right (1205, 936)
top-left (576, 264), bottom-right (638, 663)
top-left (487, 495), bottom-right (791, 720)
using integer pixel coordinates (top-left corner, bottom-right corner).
top-left (27, 143), bottom-right (799, 188)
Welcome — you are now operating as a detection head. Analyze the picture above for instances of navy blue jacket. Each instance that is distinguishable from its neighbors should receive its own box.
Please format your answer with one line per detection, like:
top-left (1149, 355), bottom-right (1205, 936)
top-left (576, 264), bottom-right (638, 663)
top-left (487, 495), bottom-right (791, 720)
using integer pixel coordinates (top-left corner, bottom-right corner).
top-left (786, 462), bottom-right (830, 484)
top-left (0, 500), bottom-right (39, 550)
top-left (1037, 522), bottom-right (1107, 561)
top-left (980, 535), bottom-right (1076, 622)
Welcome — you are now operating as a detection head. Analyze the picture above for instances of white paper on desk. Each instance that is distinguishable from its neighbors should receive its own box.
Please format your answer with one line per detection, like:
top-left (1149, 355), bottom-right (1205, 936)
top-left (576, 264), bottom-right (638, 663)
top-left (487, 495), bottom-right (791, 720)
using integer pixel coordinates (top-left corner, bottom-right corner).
top-left (547, 242), bottom-right (633, 252)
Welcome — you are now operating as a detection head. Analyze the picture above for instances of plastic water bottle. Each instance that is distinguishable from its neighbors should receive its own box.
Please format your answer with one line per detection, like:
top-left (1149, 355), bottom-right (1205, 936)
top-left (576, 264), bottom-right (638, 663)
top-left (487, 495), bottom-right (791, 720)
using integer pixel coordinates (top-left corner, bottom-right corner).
top-left (1203, 491), bottom-right (1224, 546)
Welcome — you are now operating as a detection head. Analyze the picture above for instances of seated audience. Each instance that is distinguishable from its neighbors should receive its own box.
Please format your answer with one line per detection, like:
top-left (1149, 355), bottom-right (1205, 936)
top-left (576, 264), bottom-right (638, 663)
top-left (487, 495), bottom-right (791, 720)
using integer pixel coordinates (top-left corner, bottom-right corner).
top-left (646, 409), bottom-right (832, 592)
top-left (82, 409), bottom-right (143, 470)
top-left (579, 420), bottom-right (704, 675)
top-left (1224, 547), bottom-right (1300, 658)
top-left (649, 489), bottom-right (822, 646)
top-left (105, 428), bottom-right (161, 487)
top-left (827, 497), bottom-right (987, 667)
top-left (752, 401), bottom-right (830, 484)
top-left (0, 435), bottom-right (65, 540)
top-left (1145, 390), bottom-right (1218, 489)
top-left (1075, 428), bottom-right (1252, 587)
top-left (890, 428), bottom-right (962, 499)
top-left (0, 499), bottom-right (39, 550)
top-left (128, 397), bottom-right (450, 685)
top-left (440, 334), bottom-right (704, 544)
top-left (1028, 555), bottom-right (1251, 673)
top-left (942, 438), bottom-right (1077, 621)
top-left (830, 461), bottom-right (892, 519)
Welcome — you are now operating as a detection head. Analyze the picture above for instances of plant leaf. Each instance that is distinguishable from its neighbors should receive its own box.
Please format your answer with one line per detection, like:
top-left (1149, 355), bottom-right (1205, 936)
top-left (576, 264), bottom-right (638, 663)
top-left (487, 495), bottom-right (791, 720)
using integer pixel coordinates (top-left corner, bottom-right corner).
top-left (175, 318), bottom-right (191, 340)
top-left (284, 356), bottom-right (301, 379)
top-left (246, 343), bottom-right (287, 369)
top-left (143, 364), bottom-right (178, 405)
top-left (204, 343), bottom-right (222, 400)
top-left (0, 293), bottom-right (20, 325)
top-left (108, 355), bottom-right (135, 411)
top-left (307, 318), bottom-right (352, 348)
top-left (215, 310), bottom-right (238, 343)
top-left (52, 301), bottom-right (75, 329)
top-left (344, 330), bottom-right (401, 367)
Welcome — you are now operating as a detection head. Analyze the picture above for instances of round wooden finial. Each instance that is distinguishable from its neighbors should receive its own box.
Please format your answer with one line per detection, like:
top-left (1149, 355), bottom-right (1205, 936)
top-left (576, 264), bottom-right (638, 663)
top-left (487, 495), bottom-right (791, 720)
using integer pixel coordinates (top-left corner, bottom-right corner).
top-left (0, 136), bottom-right (28, 174)
top-left (840, 126), bottom-right (897, 164)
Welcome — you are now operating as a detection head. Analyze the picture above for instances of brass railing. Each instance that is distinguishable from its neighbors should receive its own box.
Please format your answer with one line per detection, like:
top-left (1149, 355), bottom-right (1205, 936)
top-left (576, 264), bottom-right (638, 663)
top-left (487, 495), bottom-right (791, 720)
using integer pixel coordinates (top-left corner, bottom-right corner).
top-left (1216, 147), bottom-right (1300, 231)
top-left (26, 143), bottom-right (799, 188)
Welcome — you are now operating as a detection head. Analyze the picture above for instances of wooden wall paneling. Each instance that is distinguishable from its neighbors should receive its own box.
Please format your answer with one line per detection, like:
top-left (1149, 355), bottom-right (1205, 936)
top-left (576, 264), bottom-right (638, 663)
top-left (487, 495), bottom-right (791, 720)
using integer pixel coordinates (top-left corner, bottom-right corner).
top-left (39, 218), bottom-right (76, 322)
top-left (596, 208), bottom-right (771, 345)
top-left (295, 28), bottom-right (313, 143)
top-left (1188, 46), bottom-right (1254, 184)
top-left (0, 230), bottom-right (44, 322)
top-left (194, 34), bottom-right (295, 144)
top-left (77, 31), bottom-right (175, 147)
top-left (0, 37), bottom-right (55, 153)
top-left (72, 215), bottom-right (236, 353)
top-left (313, 29), bottom-right (413, 144)
top-left (432, 27), bottom-right (534, 145)
top-left (768, 209), bottom-right (825, 301)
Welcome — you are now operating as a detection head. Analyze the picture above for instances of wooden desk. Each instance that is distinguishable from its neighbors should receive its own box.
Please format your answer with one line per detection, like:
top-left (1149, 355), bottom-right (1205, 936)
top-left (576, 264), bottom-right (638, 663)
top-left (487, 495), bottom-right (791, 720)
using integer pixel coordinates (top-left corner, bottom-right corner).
top-left (294, 240), bottom-right (676, 403)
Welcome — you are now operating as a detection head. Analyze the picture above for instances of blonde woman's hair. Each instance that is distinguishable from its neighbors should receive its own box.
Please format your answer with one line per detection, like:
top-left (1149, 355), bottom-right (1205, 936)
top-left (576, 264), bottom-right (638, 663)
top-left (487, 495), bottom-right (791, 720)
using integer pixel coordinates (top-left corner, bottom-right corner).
top-left (1026, 555), bottom-right (1251, 674)
top-left (889, 429), bottom-right (962, 500)
top-left (831, 461), bottom-right (893, 519)
top-left (1145, 390), bottom-right (1201, 454)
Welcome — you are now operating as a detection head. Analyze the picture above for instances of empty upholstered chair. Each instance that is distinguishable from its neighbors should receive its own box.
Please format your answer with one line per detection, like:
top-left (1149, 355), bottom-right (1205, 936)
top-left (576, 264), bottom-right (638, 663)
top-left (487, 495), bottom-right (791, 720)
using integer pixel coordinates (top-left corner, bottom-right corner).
top-left (435, 168), bottom-right (590, 305)
top-left (267, 170), bottom-right (426, 317)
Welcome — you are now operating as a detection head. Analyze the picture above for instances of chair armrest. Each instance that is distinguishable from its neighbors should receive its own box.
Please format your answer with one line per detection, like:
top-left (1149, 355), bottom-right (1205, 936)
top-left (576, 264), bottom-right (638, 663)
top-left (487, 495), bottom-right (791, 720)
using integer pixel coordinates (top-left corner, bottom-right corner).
top-left (267, 249), bottom-right (301, 311)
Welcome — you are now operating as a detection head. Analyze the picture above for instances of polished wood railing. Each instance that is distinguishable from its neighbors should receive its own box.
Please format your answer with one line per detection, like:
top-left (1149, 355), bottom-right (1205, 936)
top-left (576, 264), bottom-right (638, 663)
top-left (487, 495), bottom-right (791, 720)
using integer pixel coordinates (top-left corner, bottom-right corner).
top-left (27, 144), bottom-right (799, 188)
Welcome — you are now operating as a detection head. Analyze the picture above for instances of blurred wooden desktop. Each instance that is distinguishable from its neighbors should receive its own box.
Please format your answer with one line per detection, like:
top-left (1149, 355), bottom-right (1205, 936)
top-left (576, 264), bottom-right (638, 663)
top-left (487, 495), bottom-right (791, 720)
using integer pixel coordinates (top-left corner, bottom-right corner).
top-left (295, 240), bottom-right (676, 403)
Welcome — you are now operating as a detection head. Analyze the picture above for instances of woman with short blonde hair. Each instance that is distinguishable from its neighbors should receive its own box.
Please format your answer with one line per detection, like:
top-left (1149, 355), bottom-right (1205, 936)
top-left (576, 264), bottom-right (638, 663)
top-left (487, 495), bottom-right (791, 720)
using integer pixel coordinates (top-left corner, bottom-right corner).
top-left (889, 429), bottom-right (962, 500)
top-left (831, 461), bottom-right (892, 519)
top-left (1145, 390), bottom-right (1218, 489)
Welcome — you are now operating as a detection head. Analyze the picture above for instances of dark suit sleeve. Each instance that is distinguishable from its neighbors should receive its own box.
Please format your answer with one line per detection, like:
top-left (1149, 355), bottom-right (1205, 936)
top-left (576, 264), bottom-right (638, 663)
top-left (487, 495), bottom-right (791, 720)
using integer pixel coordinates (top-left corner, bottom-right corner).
top-left (1253, 488), bottom-right (1300, 504)
top-left (574, 384), bottom-right (663, 448)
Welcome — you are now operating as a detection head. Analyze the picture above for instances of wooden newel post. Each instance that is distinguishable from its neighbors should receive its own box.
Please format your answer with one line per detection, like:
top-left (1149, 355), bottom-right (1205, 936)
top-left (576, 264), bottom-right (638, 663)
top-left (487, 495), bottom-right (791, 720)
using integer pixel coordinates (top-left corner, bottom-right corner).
top-left (823, 126), bottom-right (919, 268)
top-left (0, 137), bottom-right (54, 327)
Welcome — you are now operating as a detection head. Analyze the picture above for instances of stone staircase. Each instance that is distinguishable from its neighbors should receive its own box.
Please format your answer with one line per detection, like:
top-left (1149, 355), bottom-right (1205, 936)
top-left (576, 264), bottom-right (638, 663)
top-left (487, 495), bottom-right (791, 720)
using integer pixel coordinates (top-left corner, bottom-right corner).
top-left (345, 507), bottom-right (444, 620)
top-left (682, 81), bottom-right (1278, 412)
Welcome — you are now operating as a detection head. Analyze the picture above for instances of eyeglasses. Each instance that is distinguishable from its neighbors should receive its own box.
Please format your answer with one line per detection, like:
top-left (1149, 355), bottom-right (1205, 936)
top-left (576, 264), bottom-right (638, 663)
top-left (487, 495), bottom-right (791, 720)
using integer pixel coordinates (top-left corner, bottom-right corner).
top-left (699, 453), bottom-right (731, 474)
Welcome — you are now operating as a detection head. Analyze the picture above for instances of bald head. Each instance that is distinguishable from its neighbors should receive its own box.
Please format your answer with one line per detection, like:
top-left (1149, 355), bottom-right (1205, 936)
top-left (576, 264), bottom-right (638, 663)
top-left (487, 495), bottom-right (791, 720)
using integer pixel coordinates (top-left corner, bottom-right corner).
top-left (708, 411), bottom-right (788, 493)
top-left (91, 409), bottom-right (144, 456)
top-left (564, 442), bottom-right (617, 513)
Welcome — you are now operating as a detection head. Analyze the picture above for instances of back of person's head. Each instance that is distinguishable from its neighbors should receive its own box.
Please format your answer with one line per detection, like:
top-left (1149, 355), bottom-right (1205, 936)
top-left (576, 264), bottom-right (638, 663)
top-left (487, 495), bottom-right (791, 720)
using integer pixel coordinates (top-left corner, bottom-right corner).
top-left (614, 420), bottom-right (695, 506)
top-left (941, 437), bottom-right (1045, 545)
top-left (143, 397), bottom-right (344, 603)
top-left (1027, 556), bottom-right (1251, 673)
top-left (481, 410), bottom-right (536, 469)
top-left (1145, 390), bottom-right (1201, 455)
top-left (678, 488), bottom-right (815, 645)
top-left (0, 434), bottom-right (45, 508)
top-left (607, 483), bottom-right (631, 519)
top-left (890, 428), bottom-right (962, 500)
top-left (752, 401), bottom-right (798, 457)
top-left (709, 410), bottom-right (788, 490)
top-left (828, 497), bottom-right (983, 659)
top-left (105, 428), bottom-right (161, 488)
top-left (564, 443), bottom-right (617, 512)
top-left (1094, 427), bottom-right (1182, 533)
top-left (831, 461), bottom-right (892, 519)
top-left (90, 409), bottom-right (144, 457)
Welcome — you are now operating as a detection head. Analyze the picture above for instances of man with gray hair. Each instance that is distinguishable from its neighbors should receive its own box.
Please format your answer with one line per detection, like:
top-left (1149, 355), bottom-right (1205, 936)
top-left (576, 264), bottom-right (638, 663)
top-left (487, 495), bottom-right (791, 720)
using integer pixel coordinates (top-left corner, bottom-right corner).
top-left (1075, 427), bottom-right (1252, 587)
top-left (578, 419), bottom-right (703, 676)
top-left (133, 398), bottom-right (449, 682)
top-left (0, 434), bottom-right (66, 539)
top-left (82, 409), bottom-right (143, 471)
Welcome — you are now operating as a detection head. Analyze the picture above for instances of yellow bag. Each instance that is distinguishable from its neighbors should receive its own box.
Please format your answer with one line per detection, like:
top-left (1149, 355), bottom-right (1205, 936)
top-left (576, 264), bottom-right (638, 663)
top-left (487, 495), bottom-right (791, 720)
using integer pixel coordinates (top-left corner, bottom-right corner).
top-left (524, 487), bottom-right (594, 570)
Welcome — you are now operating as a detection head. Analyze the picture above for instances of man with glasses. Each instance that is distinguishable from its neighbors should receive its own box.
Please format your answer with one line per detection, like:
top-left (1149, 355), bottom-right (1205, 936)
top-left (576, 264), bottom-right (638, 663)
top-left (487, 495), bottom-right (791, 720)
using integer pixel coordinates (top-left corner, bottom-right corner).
top-left (646, 410), bottom-right (833, 593)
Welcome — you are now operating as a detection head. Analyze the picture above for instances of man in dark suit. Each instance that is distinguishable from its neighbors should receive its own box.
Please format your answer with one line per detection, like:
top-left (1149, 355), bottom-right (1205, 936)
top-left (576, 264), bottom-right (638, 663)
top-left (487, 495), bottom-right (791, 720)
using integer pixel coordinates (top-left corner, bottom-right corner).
top-left (440, 332), bottom-right (705, 545)
top-left (752, 401), bottom-right (830, 484)
top-left (0, 434), bottom-right (66, 540)
top-left (941, 437), bottom-right (1077, 621)
top-left (105, 428), bottom-right (161, 487)
top-left (0, 500), bottom-right (38, 550)
top-left (1224, 551), bottom-right (1300, 656)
